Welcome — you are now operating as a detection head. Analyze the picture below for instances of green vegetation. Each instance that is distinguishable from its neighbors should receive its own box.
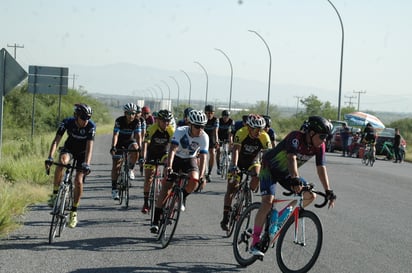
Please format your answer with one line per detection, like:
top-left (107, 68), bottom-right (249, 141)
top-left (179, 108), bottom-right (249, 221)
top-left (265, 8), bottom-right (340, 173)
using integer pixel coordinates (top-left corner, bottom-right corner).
top-left (1, 89), bottom-right (410, 238)
top-left (0, 84), bottom-right (112, 238)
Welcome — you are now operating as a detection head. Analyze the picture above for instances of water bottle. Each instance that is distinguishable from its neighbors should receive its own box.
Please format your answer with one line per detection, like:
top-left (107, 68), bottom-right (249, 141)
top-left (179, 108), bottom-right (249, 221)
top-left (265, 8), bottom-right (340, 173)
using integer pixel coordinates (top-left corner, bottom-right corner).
top-left (278, 206), bottom-right (293, 226)
top-left (269, 207), bottom-right (279, 237)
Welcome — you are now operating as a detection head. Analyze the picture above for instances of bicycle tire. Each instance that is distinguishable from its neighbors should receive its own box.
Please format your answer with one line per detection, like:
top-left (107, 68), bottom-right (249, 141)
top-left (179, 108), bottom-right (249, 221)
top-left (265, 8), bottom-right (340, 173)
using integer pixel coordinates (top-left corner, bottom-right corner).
top-left (276, 210), bottom-right (323, 273)
top-left (124, 170), bottom-right (130, 208)
top-left (159, 188), bottom-right (182, 249)
top-left (58, 184), bottom-right (73, 235)
top-left (226, 187), bottom-right (244, 238)
top-left (232, 202), bottom-right (262, 266)
top-left (149, 177), bottom-right (156, 225)
top-left (221, 152), bottom-right (228, 179)
top-left (48, 187), bottom-right (66, 244)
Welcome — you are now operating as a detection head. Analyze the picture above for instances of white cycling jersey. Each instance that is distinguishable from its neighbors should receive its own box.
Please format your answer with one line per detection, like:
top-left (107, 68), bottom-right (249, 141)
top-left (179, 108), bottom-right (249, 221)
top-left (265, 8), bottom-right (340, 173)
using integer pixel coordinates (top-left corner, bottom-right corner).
top-left (170, 126), bottom-right (209, 159)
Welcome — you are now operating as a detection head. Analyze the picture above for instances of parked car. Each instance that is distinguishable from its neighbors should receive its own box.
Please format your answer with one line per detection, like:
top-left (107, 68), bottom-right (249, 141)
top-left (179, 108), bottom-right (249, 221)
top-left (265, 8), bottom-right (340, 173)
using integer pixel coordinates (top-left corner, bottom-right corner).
top-left (327, 125), bottom-right (361, 152)
top-left (375, 128), bottom-right (407, 158)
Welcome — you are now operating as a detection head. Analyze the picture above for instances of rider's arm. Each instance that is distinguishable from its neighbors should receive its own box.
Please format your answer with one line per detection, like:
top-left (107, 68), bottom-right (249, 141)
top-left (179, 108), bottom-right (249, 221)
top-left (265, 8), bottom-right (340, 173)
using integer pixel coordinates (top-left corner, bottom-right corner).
top-left (287, 153), bottom-right (299, 178)
top-left (48, 134), bottom-right (63, 159)
top-left (166, 143), bottom-right (178, 171)
top-left (231, 143), bottom-right (241, 167)
top-left (84, 140), bottom-right (94, 165)
top-left (198, 153), bottom-right (208, 179)
top-left (316, 165), bottom-right (335, 208)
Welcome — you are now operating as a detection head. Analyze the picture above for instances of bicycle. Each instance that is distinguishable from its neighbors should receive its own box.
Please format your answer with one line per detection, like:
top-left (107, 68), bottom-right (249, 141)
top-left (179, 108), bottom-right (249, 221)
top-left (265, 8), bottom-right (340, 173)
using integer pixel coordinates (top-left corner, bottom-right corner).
top-left (145, 159), bottom-right (165, 226)
top-left (362, 143), bottom-right (375, 167)
top-left (224, 168), bottom-right (253, 238)
top-left (232, 184), bottom-right (328, 273)
top-left (219, 140), bottom-right (231, 180)
top-left (116, 148), bottom-right (139, 208)
top-left (47, 160), bottom-right (77, 244)
top-left (156, 172), bottom-right (189, 249)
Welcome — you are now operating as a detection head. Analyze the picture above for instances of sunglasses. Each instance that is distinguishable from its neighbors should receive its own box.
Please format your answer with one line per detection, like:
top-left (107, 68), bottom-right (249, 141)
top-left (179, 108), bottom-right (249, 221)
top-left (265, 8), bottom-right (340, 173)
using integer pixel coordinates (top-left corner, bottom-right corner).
top-left (79, 114), bottom-right (91, 121)
top-left (126, 112), bottom-right (136, 116)
top-left (193, 124), bottom-right (205, 129)
top-left (318, 133), bottom-right (328, 140)
top-left (250, 127), bottom-right (263, 132)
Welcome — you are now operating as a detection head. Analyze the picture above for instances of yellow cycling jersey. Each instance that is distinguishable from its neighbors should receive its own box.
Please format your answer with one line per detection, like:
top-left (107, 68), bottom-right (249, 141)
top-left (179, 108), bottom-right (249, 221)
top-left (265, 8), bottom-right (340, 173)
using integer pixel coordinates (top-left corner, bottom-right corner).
top-left (234, 127), bottom-right (271, 162)
top-left (144, 123), bottom-right (175, 159)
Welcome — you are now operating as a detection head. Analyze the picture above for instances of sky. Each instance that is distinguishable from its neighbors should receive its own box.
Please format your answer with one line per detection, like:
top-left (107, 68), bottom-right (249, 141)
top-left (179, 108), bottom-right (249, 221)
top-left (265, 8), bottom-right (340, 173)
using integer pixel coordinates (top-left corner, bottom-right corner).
top-left (2, 0), bottom-right (411, 113)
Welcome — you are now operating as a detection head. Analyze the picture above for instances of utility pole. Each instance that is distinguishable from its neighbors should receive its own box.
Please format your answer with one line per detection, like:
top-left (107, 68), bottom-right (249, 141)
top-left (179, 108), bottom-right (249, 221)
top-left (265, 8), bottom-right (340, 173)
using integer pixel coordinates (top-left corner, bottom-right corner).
top-left (344, 95), bottom-right (357, 108)
top-left (71, 74), bottom-right (79, 89)
top-left (294, 96), bottom-right (303, 117)
top-left (7, 43), bottom-right (24, 59)
top-left (353, 90), bottom-right (366, 111)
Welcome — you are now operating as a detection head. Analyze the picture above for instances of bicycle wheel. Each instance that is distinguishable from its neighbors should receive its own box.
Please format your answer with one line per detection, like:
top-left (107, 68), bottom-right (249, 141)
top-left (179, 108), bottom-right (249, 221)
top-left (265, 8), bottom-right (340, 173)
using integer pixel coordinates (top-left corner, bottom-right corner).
top-left (221, 152), bottom-right (228, 179)
top-left (58, 185), bottom-right (73, 235)
top-left (124, 170), bottom-right (130, 208)
top-left (48, 187), bottom-right (65, 244)
top-left (232, 202), bottom-right (262, 266)
top-left (118, 168), bottom-right (126, 205)
top-left (276, 210), bottom-right (323, 273)
top-left (158, 188), bottom-right (182, 248)
top-left (149, 173), bottom-right (162, 225)
top-left (226, 187), bottom-right (244, 238)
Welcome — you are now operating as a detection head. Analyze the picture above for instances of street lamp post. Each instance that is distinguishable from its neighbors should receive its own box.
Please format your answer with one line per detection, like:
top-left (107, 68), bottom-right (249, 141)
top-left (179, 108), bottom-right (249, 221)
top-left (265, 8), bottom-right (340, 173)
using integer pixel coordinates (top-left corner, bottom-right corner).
top-left (181, 70), bottom-right (192, 106)
top-left (155, 84), bottom-right (164, 109)
top-left (248, 30), bottom-right (272, 116)
top-left (169, 76), bottom-right (180, 107)
top-left (326, 0), bottom-right (345, 121)
top-left (161, 80), bottom-right (171, 110)
top-left (215, 48), bottom-right (233, 112)
top-left (194, 61), bottom-right (209, 106)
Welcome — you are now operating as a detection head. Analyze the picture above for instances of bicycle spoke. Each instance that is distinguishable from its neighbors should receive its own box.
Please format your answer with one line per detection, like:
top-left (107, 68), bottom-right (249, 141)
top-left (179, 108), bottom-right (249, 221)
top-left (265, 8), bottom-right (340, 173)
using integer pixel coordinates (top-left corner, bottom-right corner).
top-left (276, 210), bottom-right (323, 273)
top-left (160, 190), bottom-right (182, 248)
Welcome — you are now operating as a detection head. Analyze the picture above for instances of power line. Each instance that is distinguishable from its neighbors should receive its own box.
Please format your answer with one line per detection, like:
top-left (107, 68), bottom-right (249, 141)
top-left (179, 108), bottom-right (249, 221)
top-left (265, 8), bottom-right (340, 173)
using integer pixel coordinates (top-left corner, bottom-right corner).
top-left (294, 96), bottom-right (303, 117)
top-left (344, 95), bottom-right (357, 108)
top-left (7, 43), bottom-right (24, 59)
top-left (353, 90), bottom-right (366, 111)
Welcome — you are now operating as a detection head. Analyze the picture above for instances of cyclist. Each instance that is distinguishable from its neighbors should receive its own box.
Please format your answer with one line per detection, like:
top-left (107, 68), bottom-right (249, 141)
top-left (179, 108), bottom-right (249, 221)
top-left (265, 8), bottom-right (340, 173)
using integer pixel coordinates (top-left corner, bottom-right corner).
top-left (177, 107), bottom-right (193, 127)
top-left (231, 114), bottom-right (248, 137)
top-left (216, 110), bottom-right (234, 175)
top-left (140, 109), bottom-right (175, 214)
top-left (249, 116), bottom-right (337, 257)
top-left (204, 104), bottom-right (219, 182)
top-left (262, 115), bottom-right (277, 147)
top-left (134, 105), bottom-right (147, 176)
top-left (142, 106), bottom-right (155, 126)
top-left (150, 110), bottom-right (209, 233)
top-left (110, 103), bottom-right (142, 200)
top-left (220, 114), bottom-right (271, 231)
top-left (361, 122), bottom-right (376, 159)
top-left (45, 103), bottom-right (95, 228)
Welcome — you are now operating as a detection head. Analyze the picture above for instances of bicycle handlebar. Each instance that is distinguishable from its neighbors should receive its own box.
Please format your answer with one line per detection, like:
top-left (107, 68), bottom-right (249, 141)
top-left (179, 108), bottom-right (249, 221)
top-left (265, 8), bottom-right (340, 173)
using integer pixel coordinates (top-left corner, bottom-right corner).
top-left (282, 183), bottom-right (328, 208)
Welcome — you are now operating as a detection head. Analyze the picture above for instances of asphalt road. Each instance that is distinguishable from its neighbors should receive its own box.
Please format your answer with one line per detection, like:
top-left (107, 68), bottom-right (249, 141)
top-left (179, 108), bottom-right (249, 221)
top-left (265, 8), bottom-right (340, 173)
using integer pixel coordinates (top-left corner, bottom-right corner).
top-left (1, 134), bottom-right (411, 273)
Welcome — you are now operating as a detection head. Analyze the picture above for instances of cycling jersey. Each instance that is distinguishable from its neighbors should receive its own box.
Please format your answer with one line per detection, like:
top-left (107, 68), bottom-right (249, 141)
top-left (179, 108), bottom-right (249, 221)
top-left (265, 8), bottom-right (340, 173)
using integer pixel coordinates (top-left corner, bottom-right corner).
top-left (204, 116), bottom-right (219, 146)
top-left (362, 126), bottom-right (376, 143)
top-left (261, 130), bottom-right (325, 182)
top-left (170, 126), bottom-right (209, 159)
top-left (113, 116), bottom-right (142, 146)
top-left (144, 123), bottom-right (175, 161)
top-left (218, 117), bottom-right (234, 141)
top-left (234, 127), bottom-right (271, 167)
top-left (56, 117), bottom-right (96, 156)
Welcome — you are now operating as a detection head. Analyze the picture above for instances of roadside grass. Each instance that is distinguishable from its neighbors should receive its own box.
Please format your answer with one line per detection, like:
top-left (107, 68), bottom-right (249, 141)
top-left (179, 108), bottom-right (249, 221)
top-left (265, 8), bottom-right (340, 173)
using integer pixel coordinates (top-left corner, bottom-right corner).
top-left (0, 122), bottom-right (112, 238)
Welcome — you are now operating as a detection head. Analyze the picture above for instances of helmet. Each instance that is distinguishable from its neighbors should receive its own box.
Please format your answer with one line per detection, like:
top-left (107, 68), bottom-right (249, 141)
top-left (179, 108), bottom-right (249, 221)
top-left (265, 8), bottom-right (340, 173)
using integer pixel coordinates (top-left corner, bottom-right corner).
top-left (306, 116), bottom-right (333, 134)
top-left (142, 106), bottom-right (150, 114)
top-left (188, 110), bottom-right (207, 126)
top-left (221, 110), bottom-right (230, 117)
top-left (246, 114), bottom-right (266, 129)
top-left (157, 109), bottom-right (173, 121)
top-left (204, 104), bottom-right (214, 112)
top-left (262, 115), bottom-right (272, 127)
top-left (74, 103), bottom-right (92, 120)
top-left (136, 105), bottom-right (142, 113)
top-left (123, 103), bottom-right (138, 113)
top-left (184, 107), bottom-right (193, 118)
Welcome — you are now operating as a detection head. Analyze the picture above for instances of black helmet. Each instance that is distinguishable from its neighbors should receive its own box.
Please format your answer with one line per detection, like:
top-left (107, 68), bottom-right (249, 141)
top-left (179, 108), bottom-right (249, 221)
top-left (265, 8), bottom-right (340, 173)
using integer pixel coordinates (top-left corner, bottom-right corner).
top-left (262, 115), bottom-right (272, 127)
top-left (221, 110), bottom-right (230, 117)
top-left (74, 103), bottom-right (92, 120)
top-left (204, 104), bottom-right (214, 112)
top-left (157, 109), bottom-right (173, 121)
top-left (306, 116), bottom-right (333, 135)
top-left (184, 107), bottom-right (193, 118)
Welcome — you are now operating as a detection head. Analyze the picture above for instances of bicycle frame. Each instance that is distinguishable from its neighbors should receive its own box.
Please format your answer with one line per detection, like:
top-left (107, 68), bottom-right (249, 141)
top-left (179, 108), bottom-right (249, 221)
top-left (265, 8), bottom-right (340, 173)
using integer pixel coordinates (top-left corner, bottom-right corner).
top-left (146, 159), bottom-right (165, 225)
top-left (116, 148), bottom-right (139, 208)
top-left (48, 160), bottom-right (77, 244)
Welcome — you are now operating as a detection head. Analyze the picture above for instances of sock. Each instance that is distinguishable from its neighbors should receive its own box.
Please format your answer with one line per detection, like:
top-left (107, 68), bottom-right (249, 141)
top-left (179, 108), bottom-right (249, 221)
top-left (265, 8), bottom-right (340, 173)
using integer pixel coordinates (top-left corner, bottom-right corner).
top-left (252, 226), bottom-right (263, 246)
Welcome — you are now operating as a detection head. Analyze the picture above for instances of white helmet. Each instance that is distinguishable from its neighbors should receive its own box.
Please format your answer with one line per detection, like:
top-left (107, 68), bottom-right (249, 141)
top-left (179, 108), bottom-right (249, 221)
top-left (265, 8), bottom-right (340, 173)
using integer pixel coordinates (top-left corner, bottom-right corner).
top-left (123, 103), bottom-right (138, 113)
top-left (246, 114), bottom-right (266, 129)
top-left (188, 110), bottom-right (207, 126)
